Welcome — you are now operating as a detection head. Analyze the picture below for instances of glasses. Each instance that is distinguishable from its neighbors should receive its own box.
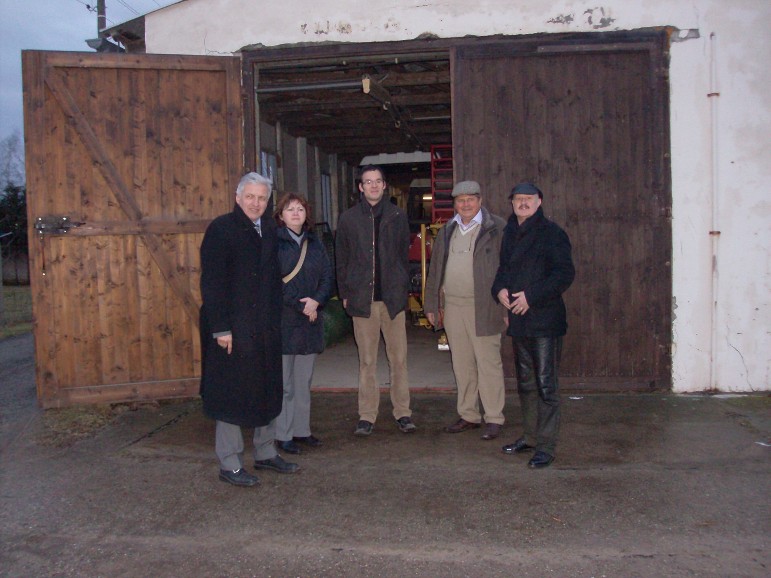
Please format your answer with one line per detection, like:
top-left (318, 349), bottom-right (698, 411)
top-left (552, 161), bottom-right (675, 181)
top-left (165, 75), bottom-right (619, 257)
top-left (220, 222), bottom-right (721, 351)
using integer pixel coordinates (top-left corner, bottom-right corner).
top-left (362, 179), bottom-right (384, 186)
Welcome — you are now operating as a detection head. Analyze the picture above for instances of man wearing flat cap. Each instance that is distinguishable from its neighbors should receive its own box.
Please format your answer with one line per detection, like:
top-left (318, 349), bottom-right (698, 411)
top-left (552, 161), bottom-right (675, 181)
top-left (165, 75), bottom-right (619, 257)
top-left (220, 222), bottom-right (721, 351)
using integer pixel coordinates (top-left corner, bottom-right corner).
top-left (424, 180), bottom-right (508, 440)
top-left (492, 182), bottom-right (575, 468)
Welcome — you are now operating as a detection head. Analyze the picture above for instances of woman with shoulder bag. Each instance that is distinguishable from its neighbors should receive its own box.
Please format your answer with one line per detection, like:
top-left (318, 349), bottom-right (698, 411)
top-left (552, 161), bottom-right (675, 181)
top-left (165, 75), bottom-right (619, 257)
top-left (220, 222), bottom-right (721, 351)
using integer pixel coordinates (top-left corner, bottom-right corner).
top-left (273, 192), bottom-right (335, 454)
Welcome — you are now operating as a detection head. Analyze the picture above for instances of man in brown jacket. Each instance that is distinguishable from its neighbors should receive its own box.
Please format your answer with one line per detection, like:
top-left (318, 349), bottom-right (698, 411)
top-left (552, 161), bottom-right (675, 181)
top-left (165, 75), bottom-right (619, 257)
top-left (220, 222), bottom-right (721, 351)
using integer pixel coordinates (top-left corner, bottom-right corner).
top-left (423, 180), bottom-right (508, 440)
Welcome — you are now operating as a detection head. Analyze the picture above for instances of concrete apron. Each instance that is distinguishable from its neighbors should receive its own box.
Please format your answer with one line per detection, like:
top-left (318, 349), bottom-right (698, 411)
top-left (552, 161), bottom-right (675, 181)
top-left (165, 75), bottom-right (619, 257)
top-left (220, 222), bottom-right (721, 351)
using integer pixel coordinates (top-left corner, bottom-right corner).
top-left (314, 320), bottom-right (658, 393)
top-left (313, 321), bottom-right (457, 392)
top-left (1, 334), bottom-right (769, 576)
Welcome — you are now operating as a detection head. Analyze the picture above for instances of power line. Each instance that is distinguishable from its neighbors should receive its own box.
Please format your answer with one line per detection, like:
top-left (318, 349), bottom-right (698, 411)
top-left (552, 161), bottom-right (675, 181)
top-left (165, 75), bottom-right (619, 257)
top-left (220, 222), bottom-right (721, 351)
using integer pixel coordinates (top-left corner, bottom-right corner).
top-left (71, 0), bottom-right (97, 12)
top-left (75, 0), bottom-right (168, 30)
top-left (114, 0), bottom-right (141, 17)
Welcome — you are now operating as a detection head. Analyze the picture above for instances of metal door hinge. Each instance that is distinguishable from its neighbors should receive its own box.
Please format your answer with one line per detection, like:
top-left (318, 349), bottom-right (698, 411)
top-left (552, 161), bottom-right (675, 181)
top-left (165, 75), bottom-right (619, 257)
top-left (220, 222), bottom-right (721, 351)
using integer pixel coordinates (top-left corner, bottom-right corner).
top-left (35, 216), bottom-right (83, 235)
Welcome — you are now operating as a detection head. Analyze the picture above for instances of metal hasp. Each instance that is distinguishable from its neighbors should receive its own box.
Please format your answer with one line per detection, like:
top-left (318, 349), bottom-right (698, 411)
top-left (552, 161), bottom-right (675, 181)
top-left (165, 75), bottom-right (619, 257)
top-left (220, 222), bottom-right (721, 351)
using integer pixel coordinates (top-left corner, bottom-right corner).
top-left (34, 216), bottom-right (82, 235)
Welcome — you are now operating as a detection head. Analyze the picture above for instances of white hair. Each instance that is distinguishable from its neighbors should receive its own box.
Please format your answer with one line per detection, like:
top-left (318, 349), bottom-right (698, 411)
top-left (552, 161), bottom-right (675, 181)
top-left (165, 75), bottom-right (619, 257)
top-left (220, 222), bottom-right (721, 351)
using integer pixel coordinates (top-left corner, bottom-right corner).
top-left (236, 172), bottom-right (272, 196)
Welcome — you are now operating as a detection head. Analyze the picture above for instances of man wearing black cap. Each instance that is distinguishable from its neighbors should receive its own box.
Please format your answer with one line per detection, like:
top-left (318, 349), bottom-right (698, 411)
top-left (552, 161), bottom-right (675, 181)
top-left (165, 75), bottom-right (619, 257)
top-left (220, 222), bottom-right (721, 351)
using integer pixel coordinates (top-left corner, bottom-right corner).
top-left (492, 182), bottom-right (575, 468)
top-left (424, 180), bottom-right (508, 440)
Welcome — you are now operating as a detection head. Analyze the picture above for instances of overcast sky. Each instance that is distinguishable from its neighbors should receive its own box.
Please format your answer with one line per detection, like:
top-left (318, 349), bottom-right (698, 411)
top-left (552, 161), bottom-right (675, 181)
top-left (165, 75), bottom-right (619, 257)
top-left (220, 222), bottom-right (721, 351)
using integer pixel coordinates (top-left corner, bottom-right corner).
top-left (0, 0), bottom-right (178, 143)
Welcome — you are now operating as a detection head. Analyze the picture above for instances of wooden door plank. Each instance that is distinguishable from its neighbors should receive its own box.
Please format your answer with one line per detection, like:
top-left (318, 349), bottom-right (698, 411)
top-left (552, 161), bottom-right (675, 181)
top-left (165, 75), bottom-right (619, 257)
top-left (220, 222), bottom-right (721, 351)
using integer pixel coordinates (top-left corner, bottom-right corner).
top-left (40, 219), bottom-right (212, 236)
top-left (24, 50), bottom-right (243, 406)
top-left (452, 38), bottom-right (671, 385)
top-left (44, 69), bottom-right (202, 326)
top-left (48, 378), bottom-right (201, 409)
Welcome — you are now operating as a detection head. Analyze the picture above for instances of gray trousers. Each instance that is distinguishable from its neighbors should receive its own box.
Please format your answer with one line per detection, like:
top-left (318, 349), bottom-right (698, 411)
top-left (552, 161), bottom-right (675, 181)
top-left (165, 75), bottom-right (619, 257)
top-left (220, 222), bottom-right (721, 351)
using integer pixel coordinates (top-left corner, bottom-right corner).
top-left (215, 419), bottom-right (277, 472)
top-left (276, 353), bottom-right (317, 442)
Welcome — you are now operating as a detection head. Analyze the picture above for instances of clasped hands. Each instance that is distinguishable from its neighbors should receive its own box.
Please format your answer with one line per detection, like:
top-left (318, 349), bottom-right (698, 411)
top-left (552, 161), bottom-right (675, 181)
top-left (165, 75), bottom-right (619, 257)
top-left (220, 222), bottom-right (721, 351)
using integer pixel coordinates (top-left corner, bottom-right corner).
top-left (497, 289), bottom-right (530, 315)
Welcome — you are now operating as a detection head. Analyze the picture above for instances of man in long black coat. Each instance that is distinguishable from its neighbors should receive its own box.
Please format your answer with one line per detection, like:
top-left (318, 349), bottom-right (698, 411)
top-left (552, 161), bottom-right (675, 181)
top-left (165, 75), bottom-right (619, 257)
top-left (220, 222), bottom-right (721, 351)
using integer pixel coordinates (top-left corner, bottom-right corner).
top-left (200, 172), bottom-right (298, 487)
top-left (492, 182), bottom-right (575, 469)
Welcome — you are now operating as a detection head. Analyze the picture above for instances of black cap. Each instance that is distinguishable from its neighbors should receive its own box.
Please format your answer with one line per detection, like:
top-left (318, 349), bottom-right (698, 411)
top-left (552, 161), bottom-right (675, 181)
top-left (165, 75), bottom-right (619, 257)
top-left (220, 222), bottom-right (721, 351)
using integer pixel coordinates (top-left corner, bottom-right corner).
top-left (509, 182), bottom-right (543, 200)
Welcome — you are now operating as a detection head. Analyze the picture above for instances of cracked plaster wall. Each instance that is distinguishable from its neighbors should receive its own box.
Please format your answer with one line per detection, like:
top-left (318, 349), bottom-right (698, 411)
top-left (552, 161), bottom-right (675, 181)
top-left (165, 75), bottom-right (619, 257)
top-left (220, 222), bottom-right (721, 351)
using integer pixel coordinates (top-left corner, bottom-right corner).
top-left (144, 0), bottom-right (770, 392)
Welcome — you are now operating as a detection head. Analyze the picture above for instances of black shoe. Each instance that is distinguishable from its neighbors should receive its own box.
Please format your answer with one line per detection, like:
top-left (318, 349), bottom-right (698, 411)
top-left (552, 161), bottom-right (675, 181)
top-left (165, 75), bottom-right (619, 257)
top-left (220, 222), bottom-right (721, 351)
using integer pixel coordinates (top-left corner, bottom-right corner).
top-left (354, 420), bottom-right (374, 436)
top-left (219, 468), bottom-right (259, 487)
top-left (396, 416), bottom-right (417, 433)
top-left (293, 435), bottom-right (323, 447)
top-left (502, 437), bottom-right (535, 455)
top-left (528, 451), bottom-right (555, 469)
top-left (276, 439), bottom-right (301, 454)
top-left (254, 455), bottom-right (300, 474)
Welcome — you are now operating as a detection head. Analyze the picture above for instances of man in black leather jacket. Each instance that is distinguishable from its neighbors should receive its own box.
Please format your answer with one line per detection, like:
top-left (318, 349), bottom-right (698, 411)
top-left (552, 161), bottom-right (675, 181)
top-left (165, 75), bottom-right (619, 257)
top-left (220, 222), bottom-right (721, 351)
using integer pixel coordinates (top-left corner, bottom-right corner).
top-left (492, 182), bottom-right (575, 468)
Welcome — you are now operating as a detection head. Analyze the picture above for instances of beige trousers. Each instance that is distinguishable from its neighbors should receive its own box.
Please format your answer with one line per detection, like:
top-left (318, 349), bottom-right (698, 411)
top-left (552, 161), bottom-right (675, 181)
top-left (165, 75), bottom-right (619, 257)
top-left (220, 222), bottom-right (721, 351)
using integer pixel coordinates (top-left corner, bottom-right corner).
top-left (352, 302), bottom-right (411, 423)
top-left (443, 301), bottom-right (505, 425)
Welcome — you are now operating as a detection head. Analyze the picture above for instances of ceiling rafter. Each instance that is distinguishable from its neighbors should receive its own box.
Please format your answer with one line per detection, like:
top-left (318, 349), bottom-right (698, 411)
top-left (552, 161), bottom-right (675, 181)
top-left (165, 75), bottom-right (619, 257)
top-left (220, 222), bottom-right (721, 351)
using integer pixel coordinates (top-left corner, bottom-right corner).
top-left (254, 54), bottom-right (452, 164)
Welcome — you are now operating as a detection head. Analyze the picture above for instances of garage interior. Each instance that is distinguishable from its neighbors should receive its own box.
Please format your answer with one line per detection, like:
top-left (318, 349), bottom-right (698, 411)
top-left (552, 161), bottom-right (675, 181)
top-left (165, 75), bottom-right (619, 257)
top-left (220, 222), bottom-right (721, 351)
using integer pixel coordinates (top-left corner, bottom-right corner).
top-left (245, 45), bottom-right (456, 225)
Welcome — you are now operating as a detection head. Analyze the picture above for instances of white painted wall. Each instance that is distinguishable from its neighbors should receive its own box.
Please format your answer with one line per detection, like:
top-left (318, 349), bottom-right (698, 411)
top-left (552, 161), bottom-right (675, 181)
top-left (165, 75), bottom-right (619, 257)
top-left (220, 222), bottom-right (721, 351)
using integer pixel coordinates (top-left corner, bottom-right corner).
top-left (143, 0), bottom-right (771, 392)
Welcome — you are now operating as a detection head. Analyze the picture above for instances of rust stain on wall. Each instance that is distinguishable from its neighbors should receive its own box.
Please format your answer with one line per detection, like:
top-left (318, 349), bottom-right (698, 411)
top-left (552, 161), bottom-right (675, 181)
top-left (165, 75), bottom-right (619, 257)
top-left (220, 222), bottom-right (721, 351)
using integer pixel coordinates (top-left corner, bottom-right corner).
top-left (384, 18), bottom-right (401, 31)
top-left (548, 7), bottom-right (614, 28)
top-left (300, 21), bottom-right (351, 36)
top-left (300, 19), bottom-right (399, 36)
top-left (548, 14), bottom-right (575, 25)
top-left (584, 7), bottom-right (615, 29)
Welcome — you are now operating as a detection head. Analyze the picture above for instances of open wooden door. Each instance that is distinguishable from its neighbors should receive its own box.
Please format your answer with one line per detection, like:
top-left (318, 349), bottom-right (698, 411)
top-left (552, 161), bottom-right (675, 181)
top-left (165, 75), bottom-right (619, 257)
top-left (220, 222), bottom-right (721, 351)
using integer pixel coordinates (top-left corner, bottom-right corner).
top-left (451, 32), bottom-right (672, 389)
top-left (22, 51), bottom-right (243, 408)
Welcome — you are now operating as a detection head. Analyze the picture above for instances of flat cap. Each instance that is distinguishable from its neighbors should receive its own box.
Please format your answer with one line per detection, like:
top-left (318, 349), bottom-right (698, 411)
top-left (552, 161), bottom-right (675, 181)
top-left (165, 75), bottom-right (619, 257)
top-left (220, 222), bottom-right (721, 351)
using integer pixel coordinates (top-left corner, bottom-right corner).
top-left (508, 182), bottom-right (543, 199)
top-left (452, 180), bottom-right (481, 197)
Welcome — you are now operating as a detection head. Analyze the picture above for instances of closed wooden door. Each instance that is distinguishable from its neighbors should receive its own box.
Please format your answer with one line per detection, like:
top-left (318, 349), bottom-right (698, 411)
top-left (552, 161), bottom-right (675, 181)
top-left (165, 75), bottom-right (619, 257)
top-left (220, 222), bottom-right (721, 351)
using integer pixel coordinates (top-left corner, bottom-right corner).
top-left (452, 36), bottom-right (672, 388)
top-left (22, 51), bottom-right (243, 407)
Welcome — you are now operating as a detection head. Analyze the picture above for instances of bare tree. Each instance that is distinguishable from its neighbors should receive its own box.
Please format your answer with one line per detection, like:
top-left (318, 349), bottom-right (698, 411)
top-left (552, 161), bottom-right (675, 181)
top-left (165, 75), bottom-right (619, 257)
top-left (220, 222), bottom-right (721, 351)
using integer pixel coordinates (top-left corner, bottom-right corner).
top-left (0, 131), bottom-right (25, 188)
top-left (0, 131), bottom-right (27, 290)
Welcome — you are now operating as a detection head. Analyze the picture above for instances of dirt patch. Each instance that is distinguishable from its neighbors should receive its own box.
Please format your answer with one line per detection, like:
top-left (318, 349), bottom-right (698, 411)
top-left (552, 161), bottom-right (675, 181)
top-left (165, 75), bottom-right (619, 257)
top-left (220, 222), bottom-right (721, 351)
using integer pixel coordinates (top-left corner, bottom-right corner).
top-left (36, 404), bottom-right (132, 447)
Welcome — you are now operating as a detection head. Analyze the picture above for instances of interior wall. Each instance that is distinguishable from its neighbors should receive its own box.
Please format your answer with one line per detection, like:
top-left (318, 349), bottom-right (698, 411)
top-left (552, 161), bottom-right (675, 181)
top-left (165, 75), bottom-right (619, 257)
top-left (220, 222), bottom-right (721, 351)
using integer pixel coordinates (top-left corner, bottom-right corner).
top-left (306, 147), bottom-right (319, 223)
top-left (260, 123), bottom-right (336, 227)
top-left (281, 132), bottom-right (299, 194)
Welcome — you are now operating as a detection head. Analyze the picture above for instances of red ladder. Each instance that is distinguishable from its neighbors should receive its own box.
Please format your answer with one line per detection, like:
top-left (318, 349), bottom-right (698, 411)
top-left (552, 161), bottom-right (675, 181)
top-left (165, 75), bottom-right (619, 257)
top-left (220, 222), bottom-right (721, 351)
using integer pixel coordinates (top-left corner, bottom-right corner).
top-left (430, 144), bottom-right (454, 223)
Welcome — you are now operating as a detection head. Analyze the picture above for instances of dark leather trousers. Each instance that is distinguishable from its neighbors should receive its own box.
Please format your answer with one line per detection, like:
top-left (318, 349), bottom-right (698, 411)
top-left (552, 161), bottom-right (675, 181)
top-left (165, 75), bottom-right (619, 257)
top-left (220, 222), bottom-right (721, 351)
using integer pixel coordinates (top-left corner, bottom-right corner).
top-left (514, 336), bottom-right (562, 455)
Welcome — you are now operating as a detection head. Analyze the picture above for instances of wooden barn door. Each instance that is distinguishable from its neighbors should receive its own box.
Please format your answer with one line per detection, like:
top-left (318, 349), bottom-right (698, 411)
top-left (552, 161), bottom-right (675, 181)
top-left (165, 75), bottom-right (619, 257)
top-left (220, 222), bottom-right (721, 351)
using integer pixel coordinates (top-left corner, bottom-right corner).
top-left (452, 35), bottom-right (672, 388)
top-left (22, 51), bottom-right (243, 407)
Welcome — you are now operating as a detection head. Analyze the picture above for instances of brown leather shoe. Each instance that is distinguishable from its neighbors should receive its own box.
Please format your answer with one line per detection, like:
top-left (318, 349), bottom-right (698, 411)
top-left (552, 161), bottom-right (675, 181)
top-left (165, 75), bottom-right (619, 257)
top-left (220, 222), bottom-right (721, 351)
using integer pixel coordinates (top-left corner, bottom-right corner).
top-left (480, 423), bottom-right (502, 440)
top-left (445, 418), bottom-right (481, 433)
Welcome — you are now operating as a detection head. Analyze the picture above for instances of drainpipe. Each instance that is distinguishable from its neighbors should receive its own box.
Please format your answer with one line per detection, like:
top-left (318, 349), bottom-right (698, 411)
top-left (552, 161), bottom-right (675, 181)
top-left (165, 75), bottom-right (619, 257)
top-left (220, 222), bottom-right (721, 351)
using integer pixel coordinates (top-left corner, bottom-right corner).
top-left (708, 32), bottom-right (721, 390)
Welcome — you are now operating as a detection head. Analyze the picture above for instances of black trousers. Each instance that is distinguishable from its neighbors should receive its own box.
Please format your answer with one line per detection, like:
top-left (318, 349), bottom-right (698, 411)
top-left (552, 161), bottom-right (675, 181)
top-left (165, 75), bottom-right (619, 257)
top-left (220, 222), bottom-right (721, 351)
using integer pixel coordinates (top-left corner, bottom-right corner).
top-left (514, 336), bottom-right (563, 455)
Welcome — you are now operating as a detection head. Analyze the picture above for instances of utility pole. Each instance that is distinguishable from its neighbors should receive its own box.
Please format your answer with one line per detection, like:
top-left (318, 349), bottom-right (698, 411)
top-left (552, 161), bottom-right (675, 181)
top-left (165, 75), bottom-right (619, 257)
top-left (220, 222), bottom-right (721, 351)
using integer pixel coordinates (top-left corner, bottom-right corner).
top-left (86, 0), bottom-right (125, 52)
top-left (97, 0), bottom-right (106, 37)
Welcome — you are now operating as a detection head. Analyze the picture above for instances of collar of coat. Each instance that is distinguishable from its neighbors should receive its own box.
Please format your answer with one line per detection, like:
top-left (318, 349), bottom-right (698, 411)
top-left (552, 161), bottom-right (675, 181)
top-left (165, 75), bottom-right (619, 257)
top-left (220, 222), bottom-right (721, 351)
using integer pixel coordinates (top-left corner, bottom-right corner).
top-left (231, 203), bottom-right (279, 238)
top-left (448, 205), bottom-right (497, 235)
top-left (277, 225), bottom-right (315, 243)
top-left (358, 196), bottom-right (397, 218)
top-left (505, 206), bottom-right (546, 238)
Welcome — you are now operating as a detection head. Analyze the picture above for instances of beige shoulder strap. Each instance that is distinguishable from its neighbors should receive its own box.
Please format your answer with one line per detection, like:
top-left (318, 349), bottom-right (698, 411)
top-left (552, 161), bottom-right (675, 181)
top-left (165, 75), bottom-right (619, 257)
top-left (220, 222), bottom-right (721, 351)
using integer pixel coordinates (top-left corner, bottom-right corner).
top-left (282, 239), bottom-right (308, 284)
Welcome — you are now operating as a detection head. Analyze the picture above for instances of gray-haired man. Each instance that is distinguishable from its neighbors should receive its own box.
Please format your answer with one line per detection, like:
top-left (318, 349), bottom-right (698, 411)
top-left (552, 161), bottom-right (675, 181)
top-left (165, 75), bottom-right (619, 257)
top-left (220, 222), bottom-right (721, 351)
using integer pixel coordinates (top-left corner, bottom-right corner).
top-left (199, 172), bottom-right (299, 486)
